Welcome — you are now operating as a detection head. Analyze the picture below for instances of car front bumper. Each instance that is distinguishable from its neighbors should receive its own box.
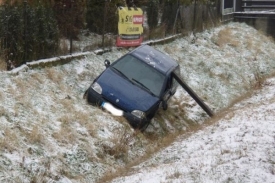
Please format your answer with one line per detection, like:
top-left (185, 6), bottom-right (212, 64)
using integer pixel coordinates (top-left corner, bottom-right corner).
top-left (101, 102), bottom-right (123, 116)
top-left (86, 88), bottom-right (149, 129)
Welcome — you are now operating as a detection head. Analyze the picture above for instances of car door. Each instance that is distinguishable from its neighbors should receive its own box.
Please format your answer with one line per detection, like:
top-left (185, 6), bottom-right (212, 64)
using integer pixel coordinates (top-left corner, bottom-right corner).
top-left (160, 75), bottom-right (173, 110)
top-left (161, 67), bottom-right (180, 110)
top-left (162, 76), bottom-right (173, 102)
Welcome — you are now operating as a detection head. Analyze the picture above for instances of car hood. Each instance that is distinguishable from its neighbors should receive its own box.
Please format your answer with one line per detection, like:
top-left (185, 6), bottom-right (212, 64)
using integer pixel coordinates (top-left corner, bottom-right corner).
top-left (96, 68), bottom-right (159, 112)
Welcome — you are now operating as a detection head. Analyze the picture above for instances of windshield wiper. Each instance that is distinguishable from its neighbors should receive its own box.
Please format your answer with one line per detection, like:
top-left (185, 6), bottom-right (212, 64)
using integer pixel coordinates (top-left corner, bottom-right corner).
top-left (112, 67), bottom-right (129, 80)
top-left (132, 78), bottom-right (156, 96)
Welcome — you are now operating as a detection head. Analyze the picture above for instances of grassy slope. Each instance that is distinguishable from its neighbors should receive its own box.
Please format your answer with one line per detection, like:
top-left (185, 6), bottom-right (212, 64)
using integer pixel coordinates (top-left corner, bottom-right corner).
top-left (0, 22), bottom-right (275, 182)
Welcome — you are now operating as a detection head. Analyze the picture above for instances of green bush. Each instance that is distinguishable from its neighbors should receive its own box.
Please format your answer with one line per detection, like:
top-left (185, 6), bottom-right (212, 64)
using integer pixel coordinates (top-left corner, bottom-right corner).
top-left (0, 2), bottom-right (59, 70)
top-left (86, 0), bottom-right (124, 34)
top-left (147, 0), bottom-right (159, 30)
top-left (53, 0), bottom-right (85, 39)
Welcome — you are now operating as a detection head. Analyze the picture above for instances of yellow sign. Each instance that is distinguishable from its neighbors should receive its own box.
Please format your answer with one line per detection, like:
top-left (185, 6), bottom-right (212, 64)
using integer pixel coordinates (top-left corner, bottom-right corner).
top-left (116, 7), bottom-right (144, 47)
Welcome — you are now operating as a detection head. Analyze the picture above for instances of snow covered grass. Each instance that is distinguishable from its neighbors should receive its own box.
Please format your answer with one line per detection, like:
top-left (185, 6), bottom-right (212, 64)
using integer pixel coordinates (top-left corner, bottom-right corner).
top-left (0, 22), bottom-right (275, 182)
top-left (109, 77), bottom-right (275, 183)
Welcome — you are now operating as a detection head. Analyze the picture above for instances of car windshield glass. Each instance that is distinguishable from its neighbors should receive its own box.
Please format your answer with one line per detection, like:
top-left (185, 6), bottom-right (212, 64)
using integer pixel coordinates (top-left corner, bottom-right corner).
top-left (112, 54), bottom-right (166, 97)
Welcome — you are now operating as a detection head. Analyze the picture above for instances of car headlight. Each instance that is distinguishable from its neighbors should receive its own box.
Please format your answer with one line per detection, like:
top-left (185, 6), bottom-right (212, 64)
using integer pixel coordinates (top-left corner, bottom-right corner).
top-left (91, 82), bottom-right (102, 94)
top-left (131, 110), bottom-right (145, 119)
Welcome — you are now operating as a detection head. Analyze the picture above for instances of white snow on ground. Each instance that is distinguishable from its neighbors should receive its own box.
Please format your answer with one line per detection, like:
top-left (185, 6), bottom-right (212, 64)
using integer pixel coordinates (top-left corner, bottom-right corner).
top-left (0, 22), bottom-right (275, 182)
top-left (110, 77), bottom-right (275, 183)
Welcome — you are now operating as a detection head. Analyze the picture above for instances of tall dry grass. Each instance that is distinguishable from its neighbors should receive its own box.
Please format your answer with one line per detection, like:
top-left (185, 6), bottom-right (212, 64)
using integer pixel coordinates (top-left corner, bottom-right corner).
top-left (215, 28), bottom-right (239, 47)
top-left (52, 122), bottom-right (78, 145)
top-left (102, 127), bottom-right (138, 160)
top-left (0, 128), bottom-right (19, 152)
top-left (0, 91), bottom-right (3, 101)
top-left (0, 58), bottom-right (6, 71)
top-left (24, 125), bottom-right (44, 144)
top-left (0, 60), bottom-right (7, 71)
top-left (143, 24), bottom-right (167, 40)
top-left (46, 68), bottom-right (63, 84)
top-left (30, 73), bottom-right (45, 84)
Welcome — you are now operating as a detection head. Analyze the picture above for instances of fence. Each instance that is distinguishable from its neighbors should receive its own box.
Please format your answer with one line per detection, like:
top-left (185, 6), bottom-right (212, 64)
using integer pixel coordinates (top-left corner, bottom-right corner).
top-left (0, 0), bottom-right (220, 71)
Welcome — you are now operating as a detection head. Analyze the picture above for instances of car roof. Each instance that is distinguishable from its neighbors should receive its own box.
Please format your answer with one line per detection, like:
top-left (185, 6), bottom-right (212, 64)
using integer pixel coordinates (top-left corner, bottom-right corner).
top-left (129, 45), bottom-right (179, 75)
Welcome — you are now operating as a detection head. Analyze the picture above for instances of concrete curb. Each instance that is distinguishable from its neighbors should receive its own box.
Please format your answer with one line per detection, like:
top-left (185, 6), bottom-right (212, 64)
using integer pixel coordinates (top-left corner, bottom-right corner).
top-left (8, 34), bottom-right (181, 75)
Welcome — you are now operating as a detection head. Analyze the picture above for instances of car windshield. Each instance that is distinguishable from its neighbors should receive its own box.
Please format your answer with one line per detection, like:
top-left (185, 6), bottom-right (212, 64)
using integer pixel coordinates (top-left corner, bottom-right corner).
top-left (112, 54), bottom-right (166, 97)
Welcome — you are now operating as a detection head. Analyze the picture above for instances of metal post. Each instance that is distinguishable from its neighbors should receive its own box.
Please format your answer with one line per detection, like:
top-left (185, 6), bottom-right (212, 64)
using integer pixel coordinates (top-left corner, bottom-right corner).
top-left (173, 0), bottom-right (182, 34)
top-left (23, 0), bottom-right (27, 63)
top-left (193, 0), bottom-right (197, 32)
top-left (70, 0), bottom-right (74, 55)
top-left (172, 72), bottom-right (214, 117)
top-left (102, 0), bottom-right (107, 49)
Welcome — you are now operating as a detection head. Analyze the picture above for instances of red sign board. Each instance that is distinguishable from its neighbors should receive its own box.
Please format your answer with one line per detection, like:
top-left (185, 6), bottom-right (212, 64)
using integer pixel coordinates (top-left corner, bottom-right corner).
top-left (116, 7), bottom-right (144, 47)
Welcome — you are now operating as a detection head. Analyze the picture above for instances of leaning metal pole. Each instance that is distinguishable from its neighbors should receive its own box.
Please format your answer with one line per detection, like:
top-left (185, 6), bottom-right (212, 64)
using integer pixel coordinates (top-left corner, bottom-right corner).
top-left (172, 71), bottom-right (214, 117)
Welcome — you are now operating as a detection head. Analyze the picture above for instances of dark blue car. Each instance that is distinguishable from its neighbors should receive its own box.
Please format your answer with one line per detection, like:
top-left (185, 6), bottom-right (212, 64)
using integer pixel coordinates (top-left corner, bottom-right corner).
top-left (84, 45), bottom-right (180, 130)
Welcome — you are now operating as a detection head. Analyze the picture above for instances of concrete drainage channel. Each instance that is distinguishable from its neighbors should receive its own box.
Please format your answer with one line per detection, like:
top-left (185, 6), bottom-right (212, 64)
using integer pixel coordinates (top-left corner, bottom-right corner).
top-left (8, 34), bottom-right (181, 75)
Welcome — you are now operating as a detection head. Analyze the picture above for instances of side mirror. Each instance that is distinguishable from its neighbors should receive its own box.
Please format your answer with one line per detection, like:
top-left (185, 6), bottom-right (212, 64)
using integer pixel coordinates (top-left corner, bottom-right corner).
top-left (104, 59), bottom-right (110, 67)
